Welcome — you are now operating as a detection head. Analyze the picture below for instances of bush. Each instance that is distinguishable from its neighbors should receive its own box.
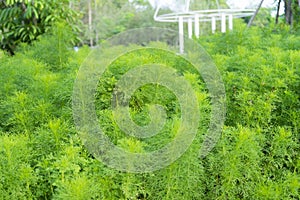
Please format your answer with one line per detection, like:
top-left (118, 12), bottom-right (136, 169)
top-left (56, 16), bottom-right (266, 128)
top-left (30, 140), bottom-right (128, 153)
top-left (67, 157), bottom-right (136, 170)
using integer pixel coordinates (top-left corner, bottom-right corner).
top-left (0, 24), bottom-right (299, 199)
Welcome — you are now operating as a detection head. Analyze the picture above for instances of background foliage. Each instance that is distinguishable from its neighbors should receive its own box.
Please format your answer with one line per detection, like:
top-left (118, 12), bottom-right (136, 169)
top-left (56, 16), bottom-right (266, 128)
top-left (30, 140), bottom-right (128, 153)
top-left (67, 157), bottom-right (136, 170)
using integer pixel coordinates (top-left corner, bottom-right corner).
top-left (2, 0), bottom-right (300, 54)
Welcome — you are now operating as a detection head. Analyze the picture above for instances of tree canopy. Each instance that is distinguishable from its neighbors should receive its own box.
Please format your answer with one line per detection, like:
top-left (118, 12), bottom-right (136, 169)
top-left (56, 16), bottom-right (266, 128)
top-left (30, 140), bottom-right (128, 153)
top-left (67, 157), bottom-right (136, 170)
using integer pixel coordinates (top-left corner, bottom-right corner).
top-left (0, 0), bottom-right (80, 55)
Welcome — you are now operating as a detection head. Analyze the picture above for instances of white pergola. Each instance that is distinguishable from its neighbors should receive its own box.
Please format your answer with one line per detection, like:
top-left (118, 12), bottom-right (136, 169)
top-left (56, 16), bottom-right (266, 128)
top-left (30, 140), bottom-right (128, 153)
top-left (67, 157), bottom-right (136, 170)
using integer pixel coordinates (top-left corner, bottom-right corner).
top-left (154, 0), bottom-right (255, 53)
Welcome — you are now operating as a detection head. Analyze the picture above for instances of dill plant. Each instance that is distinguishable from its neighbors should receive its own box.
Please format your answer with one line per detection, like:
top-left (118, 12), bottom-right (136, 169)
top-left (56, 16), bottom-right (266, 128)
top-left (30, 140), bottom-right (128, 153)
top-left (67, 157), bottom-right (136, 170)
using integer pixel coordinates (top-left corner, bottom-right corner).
top-left (0, 22), bottom-right (299, 199)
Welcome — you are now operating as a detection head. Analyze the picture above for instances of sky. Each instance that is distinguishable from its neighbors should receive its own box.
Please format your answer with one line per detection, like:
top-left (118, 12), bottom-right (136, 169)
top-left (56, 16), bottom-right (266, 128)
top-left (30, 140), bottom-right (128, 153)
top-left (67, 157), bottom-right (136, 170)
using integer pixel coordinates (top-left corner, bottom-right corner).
top-left (227, 0), bottom-right (284, 16)
top-left (226, 0), bottom-right (277, 9)
top-left (147, 0), bottom-right (283, 16)
top-left (148, 0), bottom-right (280, 10)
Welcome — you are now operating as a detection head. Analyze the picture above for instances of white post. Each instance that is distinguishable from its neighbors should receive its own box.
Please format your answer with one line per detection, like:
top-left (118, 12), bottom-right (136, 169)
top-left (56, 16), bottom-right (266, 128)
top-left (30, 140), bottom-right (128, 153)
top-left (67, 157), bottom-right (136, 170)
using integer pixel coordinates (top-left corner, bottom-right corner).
top-left (188, 18), bottom-right (193, 39)
top-left (212, 17), bottom-right (216, 34)
top-left (221, 13), bottom-right (226, 33)
top-left (179, 16), bottom-right (184, 54)
top-left (195, 14), bottom-right (200, 38)
top-left (229, 14), bottom-right (233, 30)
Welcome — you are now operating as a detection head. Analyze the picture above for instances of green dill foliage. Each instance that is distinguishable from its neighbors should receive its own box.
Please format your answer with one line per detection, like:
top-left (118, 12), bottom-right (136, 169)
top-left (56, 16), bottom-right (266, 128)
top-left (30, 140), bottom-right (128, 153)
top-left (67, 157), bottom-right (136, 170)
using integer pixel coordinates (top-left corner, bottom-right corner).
top-left (22, 22), bottom-right (78, 71)
top-left (0, 134), bottom-right (35, 199)
top-left (0, 21), bottom-right (299, 199)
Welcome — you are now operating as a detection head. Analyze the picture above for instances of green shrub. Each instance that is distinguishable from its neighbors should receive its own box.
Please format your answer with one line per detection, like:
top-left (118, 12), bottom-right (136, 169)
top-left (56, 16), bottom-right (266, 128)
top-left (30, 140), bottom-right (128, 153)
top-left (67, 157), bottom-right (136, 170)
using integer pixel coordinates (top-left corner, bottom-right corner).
top-left (0, 23), bottom-right (299, 199)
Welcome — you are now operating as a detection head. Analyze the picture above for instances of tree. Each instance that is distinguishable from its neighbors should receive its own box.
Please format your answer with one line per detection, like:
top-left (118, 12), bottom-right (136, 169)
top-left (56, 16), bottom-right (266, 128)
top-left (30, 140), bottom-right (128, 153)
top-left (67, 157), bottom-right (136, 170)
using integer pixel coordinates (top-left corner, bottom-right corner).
top-left (88, 0), bottom-right (93, 47)
top-left (0, 0), bottom-right (81, 55)
top-left (275, 0), bottom-right (282, 24)
top-left (77, 0), bottom-right (153, 46)
top-left (247, 0), bottom-right (265, 27)
top-left (275, 0), bottom-right (300, 27)
top-left (284, 0), bottom-right (293, 25)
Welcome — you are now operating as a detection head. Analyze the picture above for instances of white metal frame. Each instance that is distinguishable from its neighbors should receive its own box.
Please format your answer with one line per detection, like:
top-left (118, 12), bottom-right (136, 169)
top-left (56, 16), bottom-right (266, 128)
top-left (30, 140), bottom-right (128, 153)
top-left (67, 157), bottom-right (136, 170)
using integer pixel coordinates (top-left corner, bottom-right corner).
top-left (154, 1), bottom-right (255, 53)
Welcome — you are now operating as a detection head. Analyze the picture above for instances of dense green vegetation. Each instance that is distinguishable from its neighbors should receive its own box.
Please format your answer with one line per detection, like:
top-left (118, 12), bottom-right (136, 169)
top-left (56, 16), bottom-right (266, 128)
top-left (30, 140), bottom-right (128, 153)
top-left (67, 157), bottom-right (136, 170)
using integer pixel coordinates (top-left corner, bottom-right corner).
top-left (0, 0), bottom-right (80, 55)
top-left (0, 18), bottom-right (299, 199)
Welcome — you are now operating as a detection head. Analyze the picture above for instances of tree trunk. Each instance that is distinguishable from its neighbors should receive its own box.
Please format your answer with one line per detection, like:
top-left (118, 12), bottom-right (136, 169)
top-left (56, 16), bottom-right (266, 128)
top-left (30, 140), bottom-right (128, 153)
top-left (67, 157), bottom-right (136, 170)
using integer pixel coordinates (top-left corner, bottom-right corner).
top-left (247, 0), bottom-right (265, 27)
top-left (284, 0), bottom-right (293, 25)
top-left (88, 0), bottom-right (93, 47)
top-left (94, 0), bottom-right (98, 46)
top-left (276, 0), bottom-right (282, 24)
